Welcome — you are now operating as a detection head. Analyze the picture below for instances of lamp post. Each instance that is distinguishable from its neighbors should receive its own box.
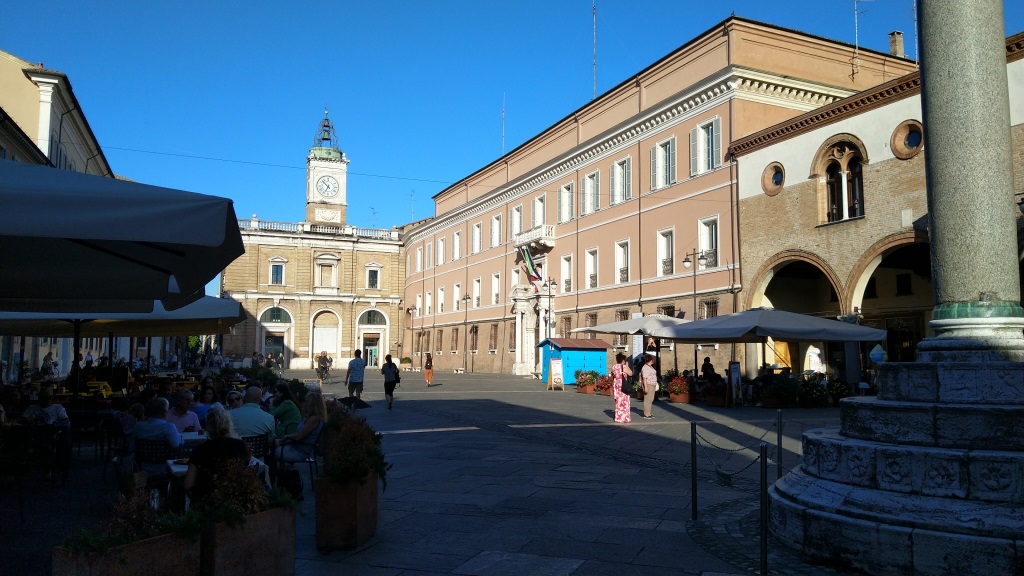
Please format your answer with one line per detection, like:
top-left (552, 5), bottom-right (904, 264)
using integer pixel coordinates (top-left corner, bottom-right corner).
top-left (542, 277), bottom-right (557, 339)
top-left (682, 250), bottom-right (708, 377)
top-left (461, 295), bottom-right (472, 371)
top-left (407, 306), bottom-right (419, 369)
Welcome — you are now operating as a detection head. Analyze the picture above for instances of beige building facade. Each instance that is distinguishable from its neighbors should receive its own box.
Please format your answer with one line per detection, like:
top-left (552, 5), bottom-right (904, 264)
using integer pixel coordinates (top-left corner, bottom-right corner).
top-left (221, 114), bottom-right (405, 369)
top-left (731, 31), bottom-right (1024, 384)
top-left (403, 17), bottom-right (918, 377)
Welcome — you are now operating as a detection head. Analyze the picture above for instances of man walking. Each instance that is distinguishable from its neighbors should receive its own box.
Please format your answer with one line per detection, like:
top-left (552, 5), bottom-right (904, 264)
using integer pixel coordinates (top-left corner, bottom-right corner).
top-left (344, 349), bottom-right (366, 398)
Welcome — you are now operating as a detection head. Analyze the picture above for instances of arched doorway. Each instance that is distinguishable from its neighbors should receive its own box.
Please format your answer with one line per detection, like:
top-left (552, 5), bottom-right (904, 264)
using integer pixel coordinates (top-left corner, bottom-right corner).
top-left (258, 306), bottom-right (293, 367)
top-left (311, 310), bottom-right (340, 365)
top-left (356, 309), bottom-right (389, 368)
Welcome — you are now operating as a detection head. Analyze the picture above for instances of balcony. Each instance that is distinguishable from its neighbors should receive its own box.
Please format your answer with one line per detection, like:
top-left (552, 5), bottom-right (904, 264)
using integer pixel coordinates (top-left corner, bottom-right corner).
top-left (619, 267), bottom-right (629, 283)
top-left (703, 249), bottom-right (718, 268)
top-left (474, 296), bottom-right (481, 307)
top-left (588, 273), bottom-right (597, 289)
top-left (662, 258), bottom-right (673, 275)
top-left (493, 294), bottom-right (500, 305)
top-left (563, 279), bottom-right (571, 292)
top-left (513, 225), bottom-right (556, 249)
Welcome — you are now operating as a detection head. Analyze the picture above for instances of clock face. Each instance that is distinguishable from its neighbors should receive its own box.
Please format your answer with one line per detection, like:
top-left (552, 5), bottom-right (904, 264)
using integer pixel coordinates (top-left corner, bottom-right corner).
top-left (316, 176), bottom-right (339, 198)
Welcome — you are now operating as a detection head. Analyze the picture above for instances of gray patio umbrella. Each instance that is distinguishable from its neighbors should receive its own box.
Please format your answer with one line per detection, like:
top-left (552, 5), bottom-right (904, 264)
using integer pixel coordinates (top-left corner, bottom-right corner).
top-left (570, 313), bottom-right (690, 336)
top-left (647, 307), bottom-right (887, 343)
top-left (0, 162), bottom-right (244, 313)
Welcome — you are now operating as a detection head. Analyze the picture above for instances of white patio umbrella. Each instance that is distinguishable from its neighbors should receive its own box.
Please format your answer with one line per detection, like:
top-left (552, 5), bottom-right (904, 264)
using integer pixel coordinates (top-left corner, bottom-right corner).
top-left (0, 296), bottom-right (245, 337)
top-left (570, 313), bottom-right (690, 336)
top-left (0, 162), bottom-right (244, 313)
top-left (647, 307), bottom-right (886, 343)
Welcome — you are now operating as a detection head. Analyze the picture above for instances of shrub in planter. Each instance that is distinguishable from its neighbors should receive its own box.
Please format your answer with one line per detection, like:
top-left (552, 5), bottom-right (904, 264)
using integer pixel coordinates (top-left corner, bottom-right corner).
top-left (761, 378), bottom-right (800, 407)
top-left (666, 376), bottom-right (693, 403)
top-left (594, 374), bottom-right (614, 395)
top-left (315, 407), bottom-right (392, 550)
top-left (799, 379), bottom-right (830, 408)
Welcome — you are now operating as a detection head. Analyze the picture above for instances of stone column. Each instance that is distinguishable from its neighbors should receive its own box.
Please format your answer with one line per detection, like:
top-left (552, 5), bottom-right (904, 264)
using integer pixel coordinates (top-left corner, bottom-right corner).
top-left (769, 2), bottom-right (1024, 574)
top-left (916, 0), bottom-right (1024, 361)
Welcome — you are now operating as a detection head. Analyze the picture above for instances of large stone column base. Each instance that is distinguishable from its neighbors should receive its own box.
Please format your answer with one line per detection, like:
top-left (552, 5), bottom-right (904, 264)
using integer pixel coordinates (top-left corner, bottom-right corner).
top-left (770, 469), bottom-right (1024, 575)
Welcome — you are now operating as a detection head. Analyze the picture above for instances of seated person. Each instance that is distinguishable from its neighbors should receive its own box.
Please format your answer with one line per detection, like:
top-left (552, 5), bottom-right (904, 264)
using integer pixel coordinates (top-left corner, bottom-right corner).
top-left (191, 386), bottom-right (222, 424)
top-left (165, 390), bottom-right (202, 433)
top-left (26, 390), bottom-right (70, 426)
top-left (232, 386), bottom-right (276, 443)
top-left (130, 398), bottom-right (183, 476)
top-left (183, 405), bottom-right (250, 505)
top-left (276, 392), bottom-right (326, 465)
top-left (701, 356), bottom-right (716, 380)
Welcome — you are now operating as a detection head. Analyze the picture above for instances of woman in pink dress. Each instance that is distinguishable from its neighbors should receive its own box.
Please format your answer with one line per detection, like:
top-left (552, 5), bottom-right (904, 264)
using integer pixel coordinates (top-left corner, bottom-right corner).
top-left (612, 352), bottom-right (634, 423)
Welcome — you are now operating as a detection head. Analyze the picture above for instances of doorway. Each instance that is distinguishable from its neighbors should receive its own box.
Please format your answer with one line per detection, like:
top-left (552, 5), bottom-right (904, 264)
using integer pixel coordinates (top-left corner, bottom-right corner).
top-left (264, 334), bottom-right (284, 361)
top-left (362, 332), bottom-right (380, 367)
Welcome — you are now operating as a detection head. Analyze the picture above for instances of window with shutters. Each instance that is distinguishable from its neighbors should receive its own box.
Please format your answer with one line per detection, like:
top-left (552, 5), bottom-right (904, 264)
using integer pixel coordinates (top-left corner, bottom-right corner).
top-left (561, 255), bottom-right (573, 292)
top-left (436, 329), bottom-right (443, 353)
top-left (490, 214), bottom-right (501, 247)
top-left (425, 291), bottom-right (432, 315)
top-left (689, 118), bottom-right (722, 176)
top-left (557, 182), bottom-right (574, 223)
top-left (581, 171), bottom-right (599, 215)
top-left (614, 309), bottom-right (629, 346)
top-left (560, 316), bottom-right (572, 338)
top-left (491, 273), bottom-right (500, 305)
top-left (610, 157), bottom-right (631, 205)
top-left (452, 231), bottom-right (461, 260)
top-left (452, 328), bottom-right (459, 353)
top-left (425, 242), bottom-right (432, 268)
top-left (437, 238), bottom-right (445, 266)
top-left (510, 204), bottom-right (523, 240)
top-left (488, 323), bottom-right (498, 351)
top-left (699, 217), bottom-right (719, 269)
top-left (584, 313), bottom-right (597, 339)
top-left (438, 287), bottom-right (445, 313)
top-left (585, 249), bottom-right (598, 289)
top-left (470, 325), bottom-right (479, 352)
top-left (415, 248), bottom-right (423, 273)
top-left (650, 137), bottom-right (676, 190)
top-left (532, 194), bottom-right (546, 228)
top-left (508, 318), bottom-right (516, 351)
top-left (615, 241), bottom-right (629, 284)
top-left (657, 229), bottom-right (674, 276)
top-left (472, 223), bottom-right (482, 253)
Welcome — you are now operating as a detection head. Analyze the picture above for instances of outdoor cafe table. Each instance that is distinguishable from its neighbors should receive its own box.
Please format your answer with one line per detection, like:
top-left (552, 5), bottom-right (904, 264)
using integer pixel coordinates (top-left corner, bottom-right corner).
top-left (166, 456), bottom-right (270, 485)
top-left (180, 431), bottom-right (207, 451)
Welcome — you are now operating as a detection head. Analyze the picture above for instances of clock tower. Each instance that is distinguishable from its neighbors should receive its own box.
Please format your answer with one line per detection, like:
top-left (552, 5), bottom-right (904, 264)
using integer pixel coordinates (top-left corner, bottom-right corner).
top-left (306, 109), bottom-right (349, 225)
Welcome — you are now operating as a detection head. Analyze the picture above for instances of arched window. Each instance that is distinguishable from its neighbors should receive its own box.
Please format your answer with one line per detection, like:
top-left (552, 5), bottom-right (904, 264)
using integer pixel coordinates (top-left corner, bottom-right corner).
top-left (826, 163), bottom-right (843, 223)
top-left (814, 136), bottom-right (868, 224)
top-left (358, 309), bottom-right (387, 326)
top-left (259, 307), bottom-right (292, 324)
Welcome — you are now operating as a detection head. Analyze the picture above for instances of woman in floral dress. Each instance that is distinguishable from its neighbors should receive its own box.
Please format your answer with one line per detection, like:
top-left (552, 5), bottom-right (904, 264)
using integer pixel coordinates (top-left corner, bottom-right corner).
top-left (612, 352), bottom-right (634, 423)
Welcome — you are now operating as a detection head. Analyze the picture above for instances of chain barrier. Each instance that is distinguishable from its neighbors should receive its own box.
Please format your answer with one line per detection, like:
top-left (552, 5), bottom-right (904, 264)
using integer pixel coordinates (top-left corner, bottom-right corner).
top-left (693, 418), bottom-right (778, 453)
top-left (694, 433), bottom-right (765, 485)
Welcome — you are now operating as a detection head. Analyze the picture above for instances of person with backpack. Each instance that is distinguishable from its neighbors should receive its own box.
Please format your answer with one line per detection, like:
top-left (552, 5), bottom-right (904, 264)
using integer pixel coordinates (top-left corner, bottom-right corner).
top-left (381, 354), bottom-right (400, 410)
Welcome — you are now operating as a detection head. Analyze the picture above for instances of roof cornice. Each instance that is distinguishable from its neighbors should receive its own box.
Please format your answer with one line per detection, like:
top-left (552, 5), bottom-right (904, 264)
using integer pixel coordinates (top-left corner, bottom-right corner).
top-left (409, 67), bottom-right (850, 244)
top-left (731, 31), bottom-right (1024, 157)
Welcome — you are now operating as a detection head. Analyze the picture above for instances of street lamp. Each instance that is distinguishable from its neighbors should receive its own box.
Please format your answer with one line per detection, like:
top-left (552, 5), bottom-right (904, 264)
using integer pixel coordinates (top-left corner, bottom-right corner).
top-left (682, 250), bottom-right (708, 377)
top-left (542, 277), bottom-right (557, 339)
top-left (407, 306), bottom-right (418, 369)
top-left (461, 295), bottom-right (472, 371)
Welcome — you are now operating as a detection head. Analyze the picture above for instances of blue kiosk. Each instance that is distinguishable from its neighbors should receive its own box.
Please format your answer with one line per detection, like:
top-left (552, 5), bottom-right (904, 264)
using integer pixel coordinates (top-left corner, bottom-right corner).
top-left (536, 338), bottom-right (612, 389)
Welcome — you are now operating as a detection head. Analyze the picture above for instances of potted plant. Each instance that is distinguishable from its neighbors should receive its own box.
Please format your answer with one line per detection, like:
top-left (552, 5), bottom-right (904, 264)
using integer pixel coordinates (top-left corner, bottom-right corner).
top-left (761, 378), bottom-right (800, 408)
top-left (594, 374), bottom-right (614, 396)
top-left (399, 356), bottom-right (413, 369)
top-left (703, 376), bottom-right (729, 407)
top-left (666, 377), bottom-right (693, 404)
top-left (574, 370), bottom-right (598, 394)
top-left (195, 461), bottom-right (296, 576)
top-left (54, 491), bottom-right (201, 576)
top-left (826, 379), bottom-right (850, 406)
top-left (315, 405), bottom-right (392, 550)
top-left (800, 378), bottom-right (830, 408)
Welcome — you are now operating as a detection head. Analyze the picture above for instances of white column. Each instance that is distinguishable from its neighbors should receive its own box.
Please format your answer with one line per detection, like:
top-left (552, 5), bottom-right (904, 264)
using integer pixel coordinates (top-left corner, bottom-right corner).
top-left (839, 171), bottom-right (850, 221)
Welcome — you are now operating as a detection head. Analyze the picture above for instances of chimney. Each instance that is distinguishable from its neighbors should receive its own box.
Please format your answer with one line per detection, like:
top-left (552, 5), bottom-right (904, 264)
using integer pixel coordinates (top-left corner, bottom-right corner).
top-left (889, 31), bottom-right (905, 58)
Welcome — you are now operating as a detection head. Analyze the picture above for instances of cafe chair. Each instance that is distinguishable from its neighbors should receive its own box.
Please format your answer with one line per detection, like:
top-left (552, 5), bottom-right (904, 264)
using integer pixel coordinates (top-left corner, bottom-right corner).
top-left (241, 434), bottom-right (270, 460)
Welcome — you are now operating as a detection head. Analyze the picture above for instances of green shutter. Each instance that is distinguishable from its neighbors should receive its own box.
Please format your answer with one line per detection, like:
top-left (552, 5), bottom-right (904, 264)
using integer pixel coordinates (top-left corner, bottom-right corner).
top-left (624, 159), bottom-right (631, 199)
top-left (712, 118), bottom-right (722, 169)
top-left (690, 127), bottom-right (699, 176)
top-left (668, 139), bottom-right (676, 184)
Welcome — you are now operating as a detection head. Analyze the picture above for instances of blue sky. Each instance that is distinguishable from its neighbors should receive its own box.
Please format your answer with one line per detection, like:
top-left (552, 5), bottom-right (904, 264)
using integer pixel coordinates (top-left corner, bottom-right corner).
top-left (3, 1), bottom-right (1022, 234)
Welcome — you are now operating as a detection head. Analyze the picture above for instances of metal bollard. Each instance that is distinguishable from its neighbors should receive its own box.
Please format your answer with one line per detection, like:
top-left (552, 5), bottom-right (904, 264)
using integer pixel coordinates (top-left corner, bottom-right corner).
top-left (760, 442), bottom-right (769, 576)
top-left (776, 409), bottom-right (783, 480)
top-left (691, 421), bottom-right (698, 522)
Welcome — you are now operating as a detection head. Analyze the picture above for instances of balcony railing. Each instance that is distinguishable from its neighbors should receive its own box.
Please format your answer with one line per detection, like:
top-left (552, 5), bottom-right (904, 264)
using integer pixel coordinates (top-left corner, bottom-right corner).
top-left (493, 294), bottom-right (500, 305)
top-left (619, 267), bottom-right (629, 283)
top-left (474, 296), bottom-right (481, 307)
top-left (239, 218), bottom-right (401, 240)
top-left (564, 279), bottom-right (571, 292)
top-left (662, 258), bottom-right (673, 275)
top-left (703, 249), bottom-right (718, 268)
top-left (588, 273), bottom-right (597, 289)
top-left (513, 225), bottom-right (556, 249)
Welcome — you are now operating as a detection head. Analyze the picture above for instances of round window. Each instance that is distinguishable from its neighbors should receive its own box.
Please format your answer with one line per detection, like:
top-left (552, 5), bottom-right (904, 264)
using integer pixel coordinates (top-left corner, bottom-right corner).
top-left (761, 162), bottom-right (785, 196)
top-left (891, 120), bottom-right (924, 160)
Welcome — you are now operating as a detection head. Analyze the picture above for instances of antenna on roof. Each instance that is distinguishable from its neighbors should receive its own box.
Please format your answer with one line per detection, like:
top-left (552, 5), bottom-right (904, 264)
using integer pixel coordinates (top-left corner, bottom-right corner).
top-left (592, 1), bottom-right (598, 100)
top-left (852, 0), bottom-right (873, 78)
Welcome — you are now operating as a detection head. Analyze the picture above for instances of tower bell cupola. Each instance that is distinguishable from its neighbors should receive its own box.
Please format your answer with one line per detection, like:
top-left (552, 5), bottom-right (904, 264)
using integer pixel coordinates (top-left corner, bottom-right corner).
top-left (305, 107), bottom-right (350, 225)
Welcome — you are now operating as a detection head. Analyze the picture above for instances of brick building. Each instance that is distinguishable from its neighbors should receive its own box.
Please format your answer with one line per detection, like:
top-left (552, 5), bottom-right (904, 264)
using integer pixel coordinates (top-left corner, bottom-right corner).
top-left (730, 31), bottom-right (1024, 383)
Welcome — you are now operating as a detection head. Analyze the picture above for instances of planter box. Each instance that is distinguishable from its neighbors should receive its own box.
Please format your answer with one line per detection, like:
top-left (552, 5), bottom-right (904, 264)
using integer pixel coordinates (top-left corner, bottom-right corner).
top-left (576, 384), bottom-right (595, 395)
top-left (201, 507), bottom-right (295, 576)
top-left (315, 471), bottom-right (378, 550)
top-left (53, 533), bottom-right (199, 576)
top-left (596, 387), bottom-right (613, 396)
top-left (668, 392), bottom-right (692, 404)
top-left (704, 394), bottom-right (728, 407)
